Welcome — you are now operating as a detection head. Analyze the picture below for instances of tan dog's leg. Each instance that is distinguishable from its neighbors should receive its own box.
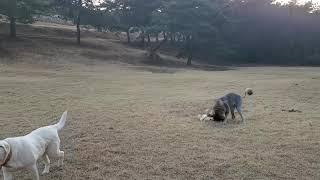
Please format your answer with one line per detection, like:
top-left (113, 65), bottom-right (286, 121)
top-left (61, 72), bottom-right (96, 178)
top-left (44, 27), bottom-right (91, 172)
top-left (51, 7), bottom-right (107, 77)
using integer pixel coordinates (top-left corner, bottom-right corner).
top-left (42, 154), bottom-right (50, 174)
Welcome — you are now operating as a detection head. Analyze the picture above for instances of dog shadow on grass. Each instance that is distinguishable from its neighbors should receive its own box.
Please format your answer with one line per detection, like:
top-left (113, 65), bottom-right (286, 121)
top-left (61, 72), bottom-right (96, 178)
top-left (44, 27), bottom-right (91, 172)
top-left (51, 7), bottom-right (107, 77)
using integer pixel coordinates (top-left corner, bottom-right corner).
top-left (199, 117), bottom-right (249, 129)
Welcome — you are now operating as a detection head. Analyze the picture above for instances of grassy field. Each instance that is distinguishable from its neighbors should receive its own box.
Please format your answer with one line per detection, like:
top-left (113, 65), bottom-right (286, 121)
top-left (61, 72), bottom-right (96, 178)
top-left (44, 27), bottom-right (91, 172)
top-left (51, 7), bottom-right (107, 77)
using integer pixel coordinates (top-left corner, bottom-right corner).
top-left (1, 23), bottom-right (320, 179)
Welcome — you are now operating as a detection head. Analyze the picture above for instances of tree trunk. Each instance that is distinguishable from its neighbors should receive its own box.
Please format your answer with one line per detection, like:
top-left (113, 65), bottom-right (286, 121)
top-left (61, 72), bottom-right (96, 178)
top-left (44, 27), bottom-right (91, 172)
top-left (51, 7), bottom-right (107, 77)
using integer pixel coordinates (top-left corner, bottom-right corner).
top-left (9, 0), bottom-right (17, 38)
top-left (178, 34), bottom-right (182, 42)
top-left (148, 36), bottom-right (168, 62)
top-left (9, 16), bottom-right (16, 38)
top-left (97, 26), bottom-right (102, 32)
top-left (76, 20), bottom-right (80, 45)
top-left (170, 32), bottom-right (174, 44)
top-left (76, 0), bottom-right (82, 45)
top-left (186, 35), bottom-right (193, 66)
top-left (163, 32), bottom-right (166, 39)
top-left (147, 34), bottom-right (151, 44)
top-left (151, 36), bottom-right (167, 53)
top-left (126, 28), bottom-right (131, 44)
top-left (141, 30), bottom-right (145, 48)
top-left (187, 52), bottom-right (192, 66)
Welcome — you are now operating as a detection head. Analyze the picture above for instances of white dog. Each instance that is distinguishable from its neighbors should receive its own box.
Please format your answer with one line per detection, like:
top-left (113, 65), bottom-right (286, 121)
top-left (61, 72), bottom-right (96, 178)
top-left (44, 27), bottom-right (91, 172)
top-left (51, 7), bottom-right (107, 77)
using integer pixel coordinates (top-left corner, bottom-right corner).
top-left (0, 111), bottom-right (68, 180)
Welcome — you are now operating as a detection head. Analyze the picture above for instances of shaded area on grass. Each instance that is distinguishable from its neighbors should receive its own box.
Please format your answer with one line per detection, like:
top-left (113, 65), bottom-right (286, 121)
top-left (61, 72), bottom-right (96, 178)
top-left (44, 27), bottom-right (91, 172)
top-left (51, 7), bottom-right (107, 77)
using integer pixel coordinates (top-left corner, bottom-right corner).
top-left (0, 23), bottom-right (232, 73)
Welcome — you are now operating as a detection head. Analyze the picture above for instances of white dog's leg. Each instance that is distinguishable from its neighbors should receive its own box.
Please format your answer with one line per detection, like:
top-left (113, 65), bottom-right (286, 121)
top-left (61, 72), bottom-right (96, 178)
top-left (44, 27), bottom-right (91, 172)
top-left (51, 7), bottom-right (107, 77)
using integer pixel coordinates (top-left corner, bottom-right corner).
top-left (47, 141), bottom-right (65, 167)
top-left (46, 134), bottom-right (65, 167)
top-left (28, 164), bottom-right (40, 180)
top-left (57, 150), bottom-right (64, 166)
top-left (2, 168), bottom-right (13, 180)
top-left (42, 154), bottom-right (50, 174)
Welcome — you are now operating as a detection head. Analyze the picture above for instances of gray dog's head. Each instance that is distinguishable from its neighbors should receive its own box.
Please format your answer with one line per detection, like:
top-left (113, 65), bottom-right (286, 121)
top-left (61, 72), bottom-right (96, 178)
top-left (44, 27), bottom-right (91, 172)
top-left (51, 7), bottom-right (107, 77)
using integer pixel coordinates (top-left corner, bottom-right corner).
top-left (212, 100), bottom-right (227, 121)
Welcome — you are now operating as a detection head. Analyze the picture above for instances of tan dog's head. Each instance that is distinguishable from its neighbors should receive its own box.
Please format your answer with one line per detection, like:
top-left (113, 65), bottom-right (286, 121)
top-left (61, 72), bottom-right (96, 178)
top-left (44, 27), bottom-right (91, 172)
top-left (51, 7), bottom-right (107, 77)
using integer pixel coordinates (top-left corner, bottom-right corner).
top-left (213, 99), bottom-right (227, 121)
top-left (0, 140), bottom-right (10, 165)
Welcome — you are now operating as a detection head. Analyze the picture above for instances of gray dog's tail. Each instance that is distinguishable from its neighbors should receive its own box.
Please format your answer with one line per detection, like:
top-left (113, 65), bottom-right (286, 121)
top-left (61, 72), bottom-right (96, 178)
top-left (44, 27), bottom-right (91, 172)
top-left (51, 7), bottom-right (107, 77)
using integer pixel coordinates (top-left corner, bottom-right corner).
top-left (54, 111), bottom-right (68, 131)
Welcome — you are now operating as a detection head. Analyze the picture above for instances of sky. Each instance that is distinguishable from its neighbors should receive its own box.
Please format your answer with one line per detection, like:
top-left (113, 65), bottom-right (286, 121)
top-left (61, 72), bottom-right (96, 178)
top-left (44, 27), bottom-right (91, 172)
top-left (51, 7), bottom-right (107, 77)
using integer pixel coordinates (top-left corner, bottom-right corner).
top-left (93, 0), bottom-right (102, 5)
top-left (92, 0), bottom-right (320, 6)
top-left (275, 0), bottom-right (320, 4)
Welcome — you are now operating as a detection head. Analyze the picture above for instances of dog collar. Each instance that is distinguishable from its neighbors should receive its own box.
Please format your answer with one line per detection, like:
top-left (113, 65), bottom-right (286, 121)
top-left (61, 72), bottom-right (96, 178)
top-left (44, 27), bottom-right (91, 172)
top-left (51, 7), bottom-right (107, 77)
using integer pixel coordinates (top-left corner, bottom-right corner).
top-left (0, 148), bottom-right (12, 168)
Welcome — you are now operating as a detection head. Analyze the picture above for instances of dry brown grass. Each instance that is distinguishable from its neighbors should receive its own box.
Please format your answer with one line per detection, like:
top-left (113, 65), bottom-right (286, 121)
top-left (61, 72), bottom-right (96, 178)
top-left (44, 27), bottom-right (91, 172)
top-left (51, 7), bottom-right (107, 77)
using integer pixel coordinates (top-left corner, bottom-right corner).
top-left (1, 23), bottom-right (320, 179)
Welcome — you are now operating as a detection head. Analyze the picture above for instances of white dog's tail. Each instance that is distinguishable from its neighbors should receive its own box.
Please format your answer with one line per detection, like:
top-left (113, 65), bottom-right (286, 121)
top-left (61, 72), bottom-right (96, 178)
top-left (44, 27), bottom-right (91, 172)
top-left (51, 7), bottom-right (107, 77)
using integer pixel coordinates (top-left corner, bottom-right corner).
top-left (54, 111), bottom-right (68, 131)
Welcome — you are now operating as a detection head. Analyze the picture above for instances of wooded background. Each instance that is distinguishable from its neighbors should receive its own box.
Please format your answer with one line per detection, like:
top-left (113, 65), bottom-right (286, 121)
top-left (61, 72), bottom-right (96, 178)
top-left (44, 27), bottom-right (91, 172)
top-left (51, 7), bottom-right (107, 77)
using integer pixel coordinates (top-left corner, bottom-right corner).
top-left (1, 0), bottom-right (319, 66)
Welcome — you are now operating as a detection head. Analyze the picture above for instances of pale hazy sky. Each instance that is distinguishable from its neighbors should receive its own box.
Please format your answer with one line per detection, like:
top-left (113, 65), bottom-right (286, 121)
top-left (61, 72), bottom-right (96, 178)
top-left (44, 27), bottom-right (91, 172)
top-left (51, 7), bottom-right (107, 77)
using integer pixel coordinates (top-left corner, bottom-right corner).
top-left (93, 0), bottom-right (102, 5)
top-left (276, 0), bottom-right (320, 4)
top-left (93, 0), bottom-right (320, 6)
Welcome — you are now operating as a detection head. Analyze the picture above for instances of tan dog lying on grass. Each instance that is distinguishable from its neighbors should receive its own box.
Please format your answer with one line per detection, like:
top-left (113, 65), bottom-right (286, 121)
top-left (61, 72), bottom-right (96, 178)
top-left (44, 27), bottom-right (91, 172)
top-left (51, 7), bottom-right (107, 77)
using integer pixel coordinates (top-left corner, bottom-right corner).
top-left (0, 111), bottom-right (68, 180)
top-left (199, 88), bottom-right (253, 122)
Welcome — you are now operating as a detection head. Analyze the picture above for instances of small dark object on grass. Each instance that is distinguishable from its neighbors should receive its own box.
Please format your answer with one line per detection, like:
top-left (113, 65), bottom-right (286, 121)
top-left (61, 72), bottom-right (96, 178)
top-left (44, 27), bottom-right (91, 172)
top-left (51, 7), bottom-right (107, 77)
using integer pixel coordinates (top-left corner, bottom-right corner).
top-left (282, 109), bottom-right (302, 113)
top-left (289, 109), bottom-right (302, 113)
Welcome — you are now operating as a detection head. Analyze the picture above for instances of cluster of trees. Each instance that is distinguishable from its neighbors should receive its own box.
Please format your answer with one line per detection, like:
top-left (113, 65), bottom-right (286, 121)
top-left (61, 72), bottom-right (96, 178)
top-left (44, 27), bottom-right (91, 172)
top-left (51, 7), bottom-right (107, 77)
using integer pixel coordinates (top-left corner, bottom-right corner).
top-left (0, 0), bottom-right (51, 37)
top-left (205, 0), bottom-right (320, 65)
top-left (0, 0), bottom-right (320, 65)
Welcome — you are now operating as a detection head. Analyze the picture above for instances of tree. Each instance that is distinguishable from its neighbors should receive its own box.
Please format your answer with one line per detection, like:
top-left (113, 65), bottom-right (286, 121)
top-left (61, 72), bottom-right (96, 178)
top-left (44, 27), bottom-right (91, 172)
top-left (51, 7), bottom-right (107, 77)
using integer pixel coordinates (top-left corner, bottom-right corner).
top-left (0, 0), bottom-right (50, 37)
top-left (200, 0), bottom-right (320, 65)
top-left (101, 0), bottom-right (135, 43)
top-left (54, 0), bottom-right (101, 45)
top-left (76, 0), bottom-right (82, 44)
top-left (160, 0), bottom-right (227, 65)
top-left (101, 0), bottom-right (162, 44)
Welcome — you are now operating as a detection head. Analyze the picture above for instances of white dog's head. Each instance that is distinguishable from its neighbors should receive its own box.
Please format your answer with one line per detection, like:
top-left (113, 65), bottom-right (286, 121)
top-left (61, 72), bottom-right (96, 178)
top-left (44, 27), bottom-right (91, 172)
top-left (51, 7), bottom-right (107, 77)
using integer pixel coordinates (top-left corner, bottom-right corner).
top-left (0, 140), bottom-right (11, 166)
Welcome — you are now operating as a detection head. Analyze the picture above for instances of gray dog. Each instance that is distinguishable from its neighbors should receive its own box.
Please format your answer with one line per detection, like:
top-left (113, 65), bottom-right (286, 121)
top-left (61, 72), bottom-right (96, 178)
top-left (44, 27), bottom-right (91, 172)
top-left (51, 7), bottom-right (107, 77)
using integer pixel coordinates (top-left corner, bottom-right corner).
top-left (208, 89), bottom-right (253, 122)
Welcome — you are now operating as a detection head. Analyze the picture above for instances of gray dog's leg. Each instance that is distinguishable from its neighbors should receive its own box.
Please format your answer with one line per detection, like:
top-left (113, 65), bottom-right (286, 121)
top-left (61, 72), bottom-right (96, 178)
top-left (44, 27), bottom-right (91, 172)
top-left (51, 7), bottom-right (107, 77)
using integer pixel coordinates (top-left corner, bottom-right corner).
top-left (225, 110), bottom-right (229, 120)
top-left (236, 106), bottom-right (244, 122)
top-left (223, 102), bottom-right (230, 123)
top-left (230, 106), bottom-right (235, 120)
top-left (224, 106), bottom-right (229, 123)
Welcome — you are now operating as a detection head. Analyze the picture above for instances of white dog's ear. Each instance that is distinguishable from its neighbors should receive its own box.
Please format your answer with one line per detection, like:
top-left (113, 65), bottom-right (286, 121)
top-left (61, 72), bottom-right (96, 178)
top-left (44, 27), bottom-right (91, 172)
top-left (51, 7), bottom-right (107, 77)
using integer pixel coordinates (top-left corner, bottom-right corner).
top-left (0, 141), bottom-right (10, 155)
top-left (0, 141), bottom-right (10, 163)
top-left (0, 146), bottom-right (6, 162)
